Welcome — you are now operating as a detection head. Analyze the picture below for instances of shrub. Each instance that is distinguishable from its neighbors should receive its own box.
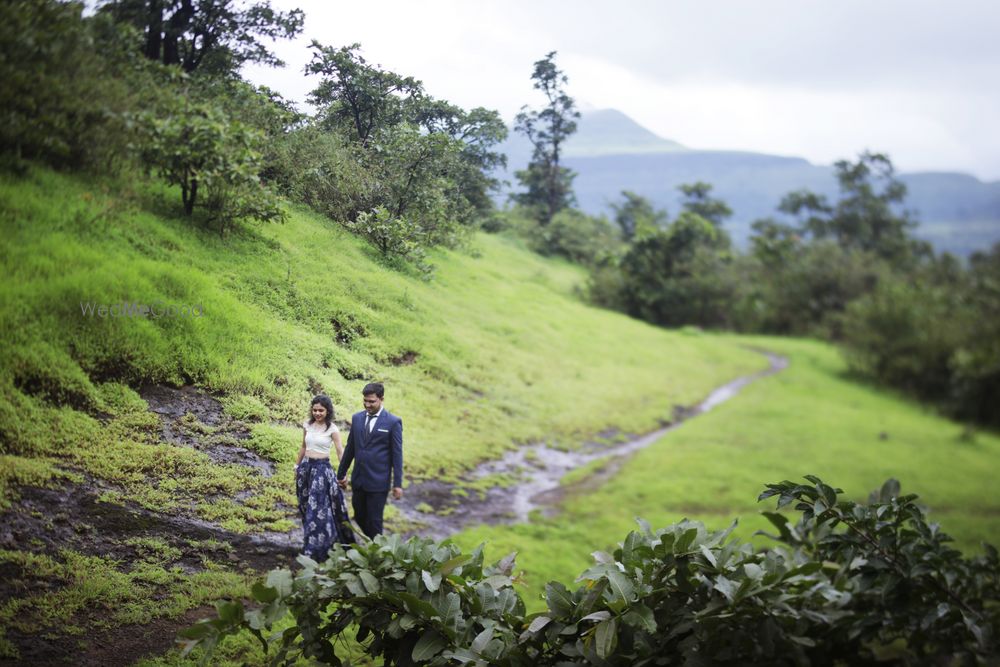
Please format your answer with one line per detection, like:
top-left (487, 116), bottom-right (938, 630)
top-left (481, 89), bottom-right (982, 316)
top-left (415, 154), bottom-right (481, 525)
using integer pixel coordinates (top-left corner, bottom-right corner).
top-left (841, 245), bottom-right (1000, 426)
top-left (181, 476), bottom-right (999, 665)
top-left (508, 208), bottom-right (620, 266)
top-left (139, 100), bottom-right (285, 234)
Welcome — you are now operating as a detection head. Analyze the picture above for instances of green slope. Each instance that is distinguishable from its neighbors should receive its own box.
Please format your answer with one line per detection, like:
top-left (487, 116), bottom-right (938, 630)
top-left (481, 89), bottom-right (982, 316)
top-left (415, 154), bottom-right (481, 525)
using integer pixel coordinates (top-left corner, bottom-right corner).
top-left (0, 166), bottom-right (763, 661)
top-left (0, 167), bottom-right (763, 519)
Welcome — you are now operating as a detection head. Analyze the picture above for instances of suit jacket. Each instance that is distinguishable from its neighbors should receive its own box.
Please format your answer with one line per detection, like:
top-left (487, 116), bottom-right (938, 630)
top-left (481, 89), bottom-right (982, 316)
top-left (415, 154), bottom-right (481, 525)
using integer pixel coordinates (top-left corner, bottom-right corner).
top-left (336, 409), bottom-right (403, 492)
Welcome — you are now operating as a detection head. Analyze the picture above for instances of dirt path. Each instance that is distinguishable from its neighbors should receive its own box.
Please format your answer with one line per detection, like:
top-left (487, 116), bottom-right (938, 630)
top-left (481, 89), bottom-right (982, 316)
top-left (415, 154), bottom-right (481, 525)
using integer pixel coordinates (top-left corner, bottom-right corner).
top-left (391, 351), bottom-right (788, 541)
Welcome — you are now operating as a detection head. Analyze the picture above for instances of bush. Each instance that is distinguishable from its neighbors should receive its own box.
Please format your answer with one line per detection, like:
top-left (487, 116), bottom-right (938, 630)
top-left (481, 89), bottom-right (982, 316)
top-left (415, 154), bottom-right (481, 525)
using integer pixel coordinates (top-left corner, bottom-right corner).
top-left (616, 213), bottom-right (736, 328)
top-left (841, 245), bottom-right (1000, 426)
top-left (139, 100), bottom-right (285, 233)
top-left (182, 476), bottom-right (999, 666)
top-left (263, 123), bottom-right (371, 222)
top-left (739, 241), bottom-right (885, 336)
top-left (508, 207), bottom-right (620, 266)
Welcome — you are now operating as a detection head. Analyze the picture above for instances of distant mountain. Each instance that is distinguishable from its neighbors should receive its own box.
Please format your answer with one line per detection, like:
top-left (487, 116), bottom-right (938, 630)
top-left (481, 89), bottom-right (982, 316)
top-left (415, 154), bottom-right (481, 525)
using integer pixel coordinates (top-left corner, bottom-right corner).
top-left (562, 108), bottom-right (687, 157)
top-left (497, 110), bottom-right (1000, 256)
top-left (500, 108), bottom-right (686, 167)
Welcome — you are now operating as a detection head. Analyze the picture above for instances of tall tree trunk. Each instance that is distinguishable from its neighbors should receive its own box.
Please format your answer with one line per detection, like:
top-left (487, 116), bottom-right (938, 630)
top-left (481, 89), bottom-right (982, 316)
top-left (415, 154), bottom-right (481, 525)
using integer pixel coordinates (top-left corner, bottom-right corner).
top-left (183, 178), bottom-right (198, 215)
top-left (163, 0), bottom-right (195, 67)
top-left (144, 0), bottom-right (163, 62)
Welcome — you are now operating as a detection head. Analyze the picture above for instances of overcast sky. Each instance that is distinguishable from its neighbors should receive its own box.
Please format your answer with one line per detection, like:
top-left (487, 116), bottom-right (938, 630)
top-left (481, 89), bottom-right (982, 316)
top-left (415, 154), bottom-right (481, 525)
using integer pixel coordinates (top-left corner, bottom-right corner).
top-left (243, 0), bottom-right (1000, 181)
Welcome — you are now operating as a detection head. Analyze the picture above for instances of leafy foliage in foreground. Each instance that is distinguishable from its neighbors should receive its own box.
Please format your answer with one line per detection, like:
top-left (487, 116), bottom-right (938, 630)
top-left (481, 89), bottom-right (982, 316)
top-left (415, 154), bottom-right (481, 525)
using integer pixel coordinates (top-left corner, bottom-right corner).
top-left (182, 477), bottom-right (999, 665)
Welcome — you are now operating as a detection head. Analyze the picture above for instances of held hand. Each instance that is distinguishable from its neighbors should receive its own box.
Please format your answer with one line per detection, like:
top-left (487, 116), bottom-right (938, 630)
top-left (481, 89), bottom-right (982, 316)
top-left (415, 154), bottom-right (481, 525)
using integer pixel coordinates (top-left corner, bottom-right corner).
top-left (392, 487), bottom-right (403, 500)
top-left (337, 478), bottom-right (348, 490)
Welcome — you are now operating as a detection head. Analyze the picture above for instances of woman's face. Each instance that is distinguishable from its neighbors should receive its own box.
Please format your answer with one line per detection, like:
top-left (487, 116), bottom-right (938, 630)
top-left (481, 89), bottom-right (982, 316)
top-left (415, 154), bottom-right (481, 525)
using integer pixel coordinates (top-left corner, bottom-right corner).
top-left (311, 403), bottom-right (328, 421)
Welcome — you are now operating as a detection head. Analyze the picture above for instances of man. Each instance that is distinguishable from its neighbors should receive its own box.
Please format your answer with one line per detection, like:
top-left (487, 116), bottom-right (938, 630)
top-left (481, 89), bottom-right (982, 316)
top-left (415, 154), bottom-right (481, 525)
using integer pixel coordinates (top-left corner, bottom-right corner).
top-left (336, 382), bottom-right (403, 539)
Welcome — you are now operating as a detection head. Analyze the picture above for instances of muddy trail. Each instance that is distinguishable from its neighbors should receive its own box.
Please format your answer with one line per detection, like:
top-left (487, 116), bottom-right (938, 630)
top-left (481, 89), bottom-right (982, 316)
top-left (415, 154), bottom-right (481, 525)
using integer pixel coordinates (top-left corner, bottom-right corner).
top-left (392, 351), bottom-right (788, 541)
top-left (0, 385), bottom-right (301, 667)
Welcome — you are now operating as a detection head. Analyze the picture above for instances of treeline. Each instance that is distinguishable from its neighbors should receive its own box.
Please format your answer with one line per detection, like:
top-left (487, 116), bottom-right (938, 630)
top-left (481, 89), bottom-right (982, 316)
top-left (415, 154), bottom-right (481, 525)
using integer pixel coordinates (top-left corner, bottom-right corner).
top-left (1, 0), bottom-right (507, 270)
top-left (581, 159), bottom-right (1000, 428)
top-left (496, 55), bottom-right (999, 429)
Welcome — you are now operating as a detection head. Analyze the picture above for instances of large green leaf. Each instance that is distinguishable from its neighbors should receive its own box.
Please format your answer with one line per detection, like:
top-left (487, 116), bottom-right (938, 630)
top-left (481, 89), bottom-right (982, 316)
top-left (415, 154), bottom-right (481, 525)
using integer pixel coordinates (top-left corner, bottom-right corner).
top-left (594, 618), bottom-right (617, 659)
top-left (399, 592), bottom-right (441, 621)
top-left (422, 569), bottom-right (442, 593)
top-left (545, 581), bottom-right (575, 617)
top-left (360, 570), bottom-right (381, 594)
top-left (605, 571), bottom-right (635, 605)
top-left (675, 527), bottom-right (699, 554)
top-left (251, 581), bottom-right (278, 604)
top-left (411, 629), bottom-right (447, 661)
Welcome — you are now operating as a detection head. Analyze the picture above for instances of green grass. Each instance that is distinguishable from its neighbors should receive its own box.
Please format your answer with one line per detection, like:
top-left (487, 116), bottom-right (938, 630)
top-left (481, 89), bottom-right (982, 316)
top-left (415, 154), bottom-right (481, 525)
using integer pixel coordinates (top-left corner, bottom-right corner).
top-left (0, 166), bottom-right (763, 658)
top-left (0, 546), bottom-right (250, 659)
top-left (0, 166), bottom-right (762, 523)
top-left (450, 336), bottom-right (1000, 610)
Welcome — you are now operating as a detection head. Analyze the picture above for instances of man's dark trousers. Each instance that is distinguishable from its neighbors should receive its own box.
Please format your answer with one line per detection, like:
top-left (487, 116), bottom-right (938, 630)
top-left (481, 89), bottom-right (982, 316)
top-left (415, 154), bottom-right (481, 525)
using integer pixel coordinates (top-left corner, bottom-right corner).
top-left (352, 490), bottom-right (387, 539)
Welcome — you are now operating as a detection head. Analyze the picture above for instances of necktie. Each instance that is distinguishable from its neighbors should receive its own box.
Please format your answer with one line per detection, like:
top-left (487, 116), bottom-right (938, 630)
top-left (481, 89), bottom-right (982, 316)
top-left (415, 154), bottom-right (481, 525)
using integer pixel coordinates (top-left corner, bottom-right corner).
top-left (365, 413), bottom-right (376, 435)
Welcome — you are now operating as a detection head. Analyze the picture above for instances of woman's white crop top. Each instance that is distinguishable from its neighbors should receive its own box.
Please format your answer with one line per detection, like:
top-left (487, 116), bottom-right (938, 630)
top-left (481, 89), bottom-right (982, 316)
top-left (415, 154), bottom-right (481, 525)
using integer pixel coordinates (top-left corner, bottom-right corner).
top-left (302, 420), bottom-right (338, 456)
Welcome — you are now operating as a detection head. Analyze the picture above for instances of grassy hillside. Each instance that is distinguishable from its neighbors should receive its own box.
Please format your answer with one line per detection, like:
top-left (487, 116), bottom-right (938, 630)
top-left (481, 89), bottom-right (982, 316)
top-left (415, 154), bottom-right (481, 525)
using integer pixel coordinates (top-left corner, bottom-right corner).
top-left (0, 167), bottom-right (764, 662)
top-left (452, 336), bottom-right (1000, 609)
top-left (3, 167), bottom-right (996, 664)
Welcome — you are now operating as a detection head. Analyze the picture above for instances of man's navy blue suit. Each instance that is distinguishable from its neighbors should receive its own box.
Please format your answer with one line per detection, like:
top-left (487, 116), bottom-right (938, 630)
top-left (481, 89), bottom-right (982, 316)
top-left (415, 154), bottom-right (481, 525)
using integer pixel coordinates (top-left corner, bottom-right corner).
top-left (337, 409), bottom-right (403, 538)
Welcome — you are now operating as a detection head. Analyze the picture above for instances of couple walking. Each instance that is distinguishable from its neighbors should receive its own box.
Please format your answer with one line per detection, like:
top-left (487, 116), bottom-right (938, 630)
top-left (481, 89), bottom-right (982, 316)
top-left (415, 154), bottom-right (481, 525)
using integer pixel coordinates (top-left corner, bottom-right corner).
top-left (294, 382), bottom-right (403, 561)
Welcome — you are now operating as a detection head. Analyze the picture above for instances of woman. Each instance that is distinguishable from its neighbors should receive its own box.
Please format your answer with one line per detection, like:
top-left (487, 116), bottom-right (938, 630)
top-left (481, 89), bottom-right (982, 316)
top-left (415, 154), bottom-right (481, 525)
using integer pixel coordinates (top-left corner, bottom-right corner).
top-left (295, 395), bottom-right (355, 561)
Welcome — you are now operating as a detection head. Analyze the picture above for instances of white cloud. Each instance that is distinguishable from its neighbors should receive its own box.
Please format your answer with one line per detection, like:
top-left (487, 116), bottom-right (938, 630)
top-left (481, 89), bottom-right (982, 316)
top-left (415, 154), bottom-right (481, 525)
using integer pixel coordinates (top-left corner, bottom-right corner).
top-left (243, 0), bottom-right (1000, 180)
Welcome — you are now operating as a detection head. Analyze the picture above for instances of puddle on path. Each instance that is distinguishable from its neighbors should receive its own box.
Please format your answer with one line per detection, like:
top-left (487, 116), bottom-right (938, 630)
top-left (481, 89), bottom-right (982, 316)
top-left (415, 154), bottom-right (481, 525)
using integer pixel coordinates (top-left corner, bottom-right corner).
top-left (393, 351), bottom-right (788, 541)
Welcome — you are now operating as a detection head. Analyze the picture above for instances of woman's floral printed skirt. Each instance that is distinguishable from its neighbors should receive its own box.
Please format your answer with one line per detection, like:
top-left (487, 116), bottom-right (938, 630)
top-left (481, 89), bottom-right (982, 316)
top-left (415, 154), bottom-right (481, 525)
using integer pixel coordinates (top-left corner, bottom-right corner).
top-left (296, 458), bottom-right (355, 561)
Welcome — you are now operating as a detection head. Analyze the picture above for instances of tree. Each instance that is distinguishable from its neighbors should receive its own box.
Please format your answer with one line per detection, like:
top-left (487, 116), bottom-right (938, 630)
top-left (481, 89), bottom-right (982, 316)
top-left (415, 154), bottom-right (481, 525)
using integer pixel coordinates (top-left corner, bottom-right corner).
top-left (678, 181), bottom-right (732, 228)
top-left (140, 100), bottom-right (284, 233)
top-left (0, 0), bottom-right (156, 172)
top-left (778, 152), bottom-right (925, 264)
top-left (302, 42), bottom-right (508, 264)
top-left (410, 100), bottom-right (508, 219)
top-left (610, 191), bottom-right (668, 242)
top-left (100, 0), bottom-right (304, 75)
top-left (618, 212), bottom-right (734, 327)
top-left (512, 51), bottom-right (580, 225)
top-left (307, 46), bottom-right (506, 216)
top-left (841, 242), bottom-right (1000, 426)
top-left (306, 42), bottom-right (423, 147)
top-left (747, 217), bottom-right (799, 269)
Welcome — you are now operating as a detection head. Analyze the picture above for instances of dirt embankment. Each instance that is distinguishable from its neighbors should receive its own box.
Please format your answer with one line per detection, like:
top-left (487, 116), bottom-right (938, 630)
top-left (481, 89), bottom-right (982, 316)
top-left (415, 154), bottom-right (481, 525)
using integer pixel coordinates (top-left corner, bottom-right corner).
top-left (0, 386), bottom-right (298, 666)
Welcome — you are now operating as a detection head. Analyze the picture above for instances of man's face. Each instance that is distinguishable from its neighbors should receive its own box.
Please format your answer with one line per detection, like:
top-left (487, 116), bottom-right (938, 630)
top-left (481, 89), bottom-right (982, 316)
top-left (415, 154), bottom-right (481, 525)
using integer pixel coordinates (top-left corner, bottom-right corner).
top-left (363, 393), bottom-right (383, 414)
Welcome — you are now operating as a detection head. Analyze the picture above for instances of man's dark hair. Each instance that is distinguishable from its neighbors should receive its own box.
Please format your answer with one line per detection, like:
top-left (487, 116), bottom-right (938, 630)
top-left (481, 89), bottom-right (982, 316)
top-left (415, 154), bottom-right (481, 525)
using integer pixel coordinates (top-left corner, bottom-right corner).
top-left (362, 382), bottom-right (384, 398)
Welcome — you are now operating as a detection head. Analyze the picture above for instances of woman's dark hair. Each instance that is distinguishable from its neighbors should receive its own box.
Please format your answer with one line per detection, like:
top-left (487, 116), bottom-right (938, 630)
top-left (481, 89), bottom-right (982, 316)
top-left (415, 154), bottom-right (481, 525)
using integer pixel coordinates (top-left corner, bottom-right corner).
top-left (309, 395), bottom-right (335, 429)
